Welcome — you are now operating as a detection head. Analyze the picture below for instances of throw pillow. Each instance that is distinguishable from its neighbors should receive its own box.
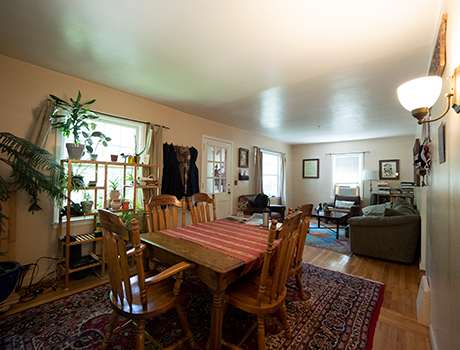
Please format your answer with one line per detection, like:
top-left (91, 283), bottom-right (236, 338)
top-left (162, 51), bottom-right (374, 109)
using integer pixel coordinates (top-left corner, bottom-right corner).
top-left (384, 208), bottom-right (405, 216)
top-left (362, 203), bottom-right (391, 216)
top-left (335, 200), bottom-right (355, 209)
top-left (237, 197), bottom-right (248, 211)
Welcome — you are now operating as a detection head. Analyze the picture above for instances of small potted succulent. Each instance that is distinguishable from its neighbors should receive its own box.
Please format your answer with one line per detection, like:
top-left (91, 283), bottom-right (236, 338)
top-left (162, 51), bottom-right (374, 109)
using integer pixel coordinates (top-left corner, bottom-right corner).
top-left (80, 191), bottom-right (93, 214)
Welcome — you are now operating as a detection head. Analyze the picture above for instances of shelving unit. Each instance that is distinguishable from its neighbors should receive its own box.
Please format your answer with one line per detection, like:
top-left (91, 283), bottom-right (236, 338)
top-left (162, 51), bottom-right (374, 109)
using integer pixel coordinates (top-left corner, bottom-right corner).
top-left (58, 159), bottom-right (160, 289)
top-left (377, 193), bottom-right (415, 205)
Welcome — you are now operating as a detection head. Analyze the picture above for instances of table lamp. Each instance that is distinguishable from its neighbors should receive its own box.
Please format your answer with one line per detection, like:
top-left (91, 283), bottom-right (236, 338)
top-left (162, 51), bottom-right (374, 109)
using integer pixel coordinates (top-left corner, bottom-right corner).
top-left (363, 170), bottom-right (379, 196)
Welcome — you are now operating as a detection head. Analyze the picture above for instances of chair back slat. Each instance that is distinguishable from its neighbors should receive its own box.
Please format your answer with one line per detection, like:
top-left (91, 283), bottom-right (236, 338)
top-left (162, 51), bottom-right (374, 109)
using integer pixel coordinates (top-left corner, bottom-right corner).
top-left (294, 204), bottom-right (313, 268)
top-left (99, 209), bottom-right (147, 311)
top-left (255, 211), bottom-right (301, 307)
top-left (188, 193), bottom-right (216, 224)
top-left (144, 195), bottom-right (186, 232)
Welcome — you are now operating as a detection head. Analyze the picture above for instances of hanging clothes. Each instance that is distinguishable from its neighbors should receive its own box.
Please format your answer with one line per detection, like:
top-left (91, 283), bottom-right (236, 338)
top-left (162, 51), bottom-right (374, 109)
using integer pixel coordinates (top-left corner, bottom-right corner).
top-left (186, 146), bottom-right (199, 196)
top-left (161, 143), bottom-right (184, 199)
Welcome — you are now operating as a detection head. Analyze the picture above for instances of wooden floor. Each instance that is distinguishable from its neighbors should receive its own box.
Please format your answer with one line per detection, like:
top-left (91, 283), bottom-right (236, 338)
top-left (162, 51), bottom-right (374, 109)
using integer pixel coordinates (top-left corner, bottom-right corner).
top-left (1, 246), bottom-right (430, 349)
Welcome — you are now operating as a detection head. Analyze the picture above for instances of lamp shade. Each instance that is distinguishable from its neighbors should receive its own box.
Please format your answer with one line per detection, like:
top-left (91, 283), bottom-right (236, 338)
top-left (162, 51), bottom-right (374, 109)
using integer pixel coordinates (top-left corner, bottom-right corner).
top-left (397, 76), bottom-right (443, 112)
top-left (363, 170), bottom-right (379, 181)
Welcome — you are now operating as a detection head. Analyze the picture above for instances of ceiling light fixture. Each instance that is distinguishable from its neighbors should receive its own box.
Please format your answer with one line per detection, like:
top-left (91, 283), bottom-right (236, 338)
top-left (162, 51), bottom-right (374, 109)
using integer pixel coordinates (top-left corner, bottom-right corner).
top-left (397, 76), bottom-right (454, 124)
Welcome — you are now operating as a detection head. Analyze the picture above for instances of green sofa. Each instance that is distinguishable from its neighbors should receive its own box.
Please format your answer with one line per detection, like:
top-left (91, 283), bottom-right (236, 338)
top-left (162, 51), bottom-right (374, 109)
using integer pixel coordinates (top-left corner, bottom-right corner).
top-left (347, 197), bottom-right (420, 263)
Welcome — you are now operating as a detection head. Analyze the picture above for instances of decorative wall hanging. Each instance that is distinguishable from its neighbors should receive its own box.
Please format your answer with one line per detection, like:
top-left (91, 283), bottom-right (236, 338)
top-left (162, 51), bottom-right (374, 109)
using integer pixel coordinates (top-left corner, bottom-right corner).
top-left (303, 159), bottom-right (319, 178)
top-left (238, 148), bottom-right (249, 168)
top-left (379, 159), bottom-right (400, 180)
top-left (238, 169), bottom-right (249, 181)
top-left (438, 122), bottom-right (446, 164)
top-left (414, 137), bottom-right (431, 186)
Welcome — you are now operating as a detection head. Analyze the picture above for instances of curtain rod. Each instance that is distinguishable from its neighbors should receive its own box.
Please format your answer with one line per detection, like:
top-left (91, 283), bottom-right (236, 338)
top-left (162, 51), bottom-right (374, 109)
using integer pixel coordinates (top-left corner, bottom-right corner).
top-left (92, 109), bottom-right (169, 129)
top-left (325, 151), bottom-right (370, 156)
top-left (48, 98), bottom-right (170, 129)
top-left (253, 146), bottom-right (286, 155)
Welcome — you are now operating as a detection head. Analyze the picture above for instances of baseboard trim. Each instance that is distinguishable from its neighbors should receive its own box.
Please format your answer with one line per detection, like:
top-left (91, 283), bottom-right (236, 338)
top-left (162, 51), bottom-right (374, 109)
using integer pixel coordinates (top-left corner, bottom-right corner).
top-left (429, 325), bottom-right (438, 350)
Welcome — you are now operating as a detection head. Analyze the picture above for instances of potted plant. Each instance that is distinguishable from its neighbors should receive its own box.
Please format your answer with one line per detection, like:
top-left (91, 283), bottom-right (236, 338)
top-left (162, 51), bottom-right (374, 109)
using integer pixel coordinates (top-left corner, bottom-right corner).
top-left (108, 178), bottom-right (120, 209)
top-left (49, 91), bottom-right (102, 159)
top-left (84, 131), bottom-right (112, 160)
top-left (121, 198), bottom-right (130, 210)
top-left (0, 133), bottom-right (65, 304)
top-left (80, 191), bottom-right (93, 214)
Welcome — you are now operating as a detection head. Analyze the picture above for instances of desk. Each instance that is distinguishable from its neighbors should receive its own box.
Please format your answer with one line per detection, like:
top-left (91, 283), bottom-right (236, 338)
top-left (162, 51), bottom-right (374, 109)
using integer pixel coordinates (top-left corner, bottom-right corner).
top-left (140, 220), bottom-right (269, 350)
top-left (311, 210), bottom-right (347, 239)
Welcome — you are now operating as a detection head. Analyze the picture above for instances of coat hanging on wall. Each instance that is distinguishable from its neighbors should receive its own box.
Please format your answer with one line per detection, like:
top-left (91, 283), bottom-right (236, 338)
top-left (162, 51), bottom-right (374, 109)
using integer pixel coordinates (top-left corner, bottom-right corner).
top-left (161, 143), bottom-right (199, 199)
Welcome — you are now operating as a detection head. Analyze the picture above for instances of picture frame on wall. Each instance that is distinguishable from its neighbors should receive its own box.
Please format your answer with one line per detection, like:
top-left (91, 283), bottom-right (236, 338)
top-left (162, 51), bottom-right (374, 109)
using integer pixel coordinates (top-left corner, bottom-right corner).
top-left (438, 122), bottom-right (446, 164)
top-left (379, 159), bottom-right (400, 180)
top-left (238, 148), bottom-right (249, 168)
top-left (302, 158), bottom-right (319, 178)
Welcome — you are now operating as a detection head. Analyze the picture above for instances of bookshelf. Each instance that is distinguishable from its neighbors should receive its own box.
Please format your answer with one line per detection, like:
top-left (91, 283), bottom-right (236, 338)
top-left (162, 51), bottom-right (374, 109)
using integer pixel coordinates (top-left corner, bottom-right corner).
top-left (376, 181), bottom-right (415, 204)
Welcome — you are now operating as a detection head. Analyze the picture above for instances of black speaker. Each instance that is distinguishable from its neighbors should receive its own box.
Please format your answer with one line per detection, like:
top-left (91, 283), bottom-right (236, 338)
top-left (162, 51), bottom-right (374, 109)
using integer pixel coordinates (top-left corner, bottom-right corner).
top-left (63, 244), bottom-right (82, 268)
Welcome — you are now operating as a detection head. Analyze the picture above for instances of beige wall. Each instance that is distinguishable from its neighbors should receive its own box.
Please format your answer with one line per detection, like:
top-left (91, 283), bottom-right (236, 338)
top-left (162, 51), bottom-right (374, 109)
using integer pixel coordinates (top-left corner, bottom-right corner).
top-left (423, 1), bottom-right (460, 349)
top-left (0, 54), bottom-right (291, 270)
top-left (291, 136), bottom-right (416, 209)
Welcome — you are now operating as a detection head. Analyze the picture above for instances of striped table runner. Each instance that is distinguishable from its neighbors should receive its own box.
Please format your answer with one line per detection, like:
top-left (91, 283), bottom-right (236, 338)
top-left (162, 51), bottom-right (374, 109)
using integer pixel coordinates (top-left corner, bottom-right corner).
top-left (159, 219), bottom-right (270, 275)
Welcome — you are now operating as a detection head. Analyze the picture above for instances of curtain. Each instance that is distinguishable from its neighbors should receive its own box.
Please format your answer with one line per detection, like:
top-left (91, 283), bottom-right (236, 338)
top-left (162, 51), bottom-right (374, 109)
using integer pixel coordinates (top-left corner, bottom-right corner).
top-left (142, 124), bottom-right (163, 202)
top-left (253, 147), bottom-right (263, 194)
top-left (28, 99), bottom-right (54, 148)
top-left (280, 154), bottom-right (286, 206)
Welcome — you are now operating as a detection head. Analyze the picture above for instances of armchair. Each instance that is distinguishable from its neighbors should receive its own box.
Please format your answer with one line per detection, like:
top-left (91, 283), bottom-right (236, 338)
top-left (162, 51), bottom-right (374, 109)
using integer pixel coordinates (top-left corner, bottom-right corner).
top-left (327, 194), bottom-right (362, 225)
top-left (237, 194), bottom-right (286, 222)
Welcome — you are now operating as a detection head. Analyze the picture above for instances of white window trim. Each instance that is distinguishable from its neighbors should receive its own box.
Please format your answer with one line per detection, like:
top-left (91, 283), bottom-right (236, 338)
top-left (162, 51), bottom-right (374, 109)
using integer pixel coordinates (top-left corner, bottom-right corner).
top-left (261, 149), bottom-right (282, 198)
top-left (330, 153), bottom-right (363, 199)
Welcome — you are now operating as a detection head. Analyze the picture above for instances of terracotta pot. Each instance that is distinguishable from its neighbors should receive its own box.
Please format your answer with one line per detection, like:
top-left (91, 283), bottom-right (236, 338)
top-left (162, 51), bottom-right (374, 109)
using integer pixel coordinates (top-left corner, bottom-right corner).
top-left (111, 199), bottom-right (122, 210)
top-left (110, 155), bottom-right (118, 162)
top-left (121, 201), bottom-right (129, 210)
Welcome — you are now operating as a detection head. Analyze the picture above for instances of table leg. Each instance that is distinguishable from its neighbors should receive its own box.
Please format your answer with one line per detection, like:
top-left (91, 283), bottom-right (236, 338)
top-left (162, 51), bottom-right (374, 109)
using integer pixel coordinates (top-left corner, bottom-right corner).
top-left (336, 221), bottom-right (340, 239)
top-left (317, 217), bottom-right (321, 228)
top-left (206, 289), bottom-right (225, 350)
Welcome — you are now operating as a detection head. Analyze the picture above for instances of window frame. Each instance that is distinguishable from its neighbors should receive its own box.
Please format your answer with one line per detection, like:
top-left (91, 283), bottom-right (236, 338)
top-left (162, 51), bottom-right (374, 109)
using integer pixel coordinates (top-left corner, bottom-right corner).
top-left (330, 153), bottom-right (363, 199)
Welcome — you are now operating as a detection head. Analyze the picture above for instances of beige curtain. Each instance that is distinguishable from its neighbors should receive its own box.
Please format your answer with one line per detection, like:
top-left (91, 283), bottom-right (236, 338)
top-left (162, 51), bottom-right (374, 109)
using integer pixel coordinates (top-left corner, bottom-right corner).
top-left (142, 125), bottom-right (164, 202)
top-left (280, 154), bottom-right (286, 206)
top-left (29, 99), bottom-right (55, 148)
top-left (253, 147), bottom-right (263, 194)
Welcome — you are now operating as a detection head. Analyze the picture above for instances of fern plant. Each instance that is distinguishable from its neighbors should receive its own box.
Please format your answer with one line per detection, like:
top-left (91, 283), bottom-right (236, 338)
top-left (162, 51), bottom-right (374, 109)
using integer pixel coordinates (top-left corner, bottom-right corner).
top-left (0, 132), bottom-right (65, 233)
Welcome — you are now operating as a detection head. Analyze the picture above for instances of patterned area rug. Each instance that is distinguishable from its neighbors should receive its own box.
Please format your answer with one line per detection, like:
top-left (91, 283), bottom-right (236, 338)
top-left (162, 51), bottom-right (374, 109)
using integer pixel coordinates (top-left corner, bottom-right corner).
top-left (307, 219), bottom-right (351, 255)
top-left (0, 263), bottom-right (384, 350)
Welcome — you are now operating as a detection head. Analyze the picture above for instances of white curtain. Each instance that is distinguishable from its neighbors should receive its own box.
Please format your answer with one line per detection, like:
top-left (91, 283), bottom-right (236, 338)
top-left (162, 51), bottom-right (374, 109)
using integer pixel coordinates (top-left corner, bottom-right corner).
top-left (280, 154), bottom-right (286, 206)
top-left (253, 147), bottom-right (263, 194)
top-left (29, 99), bottom-right (55, 148)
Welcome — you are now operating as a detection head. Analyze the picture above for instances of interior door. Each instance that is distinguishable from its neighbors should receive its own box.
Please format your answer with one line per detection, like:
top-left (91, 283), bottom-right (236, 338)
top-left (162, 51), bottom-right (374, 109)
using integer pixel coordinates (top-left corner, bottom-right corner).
top-left (202, 136), bottom-right (233, 219)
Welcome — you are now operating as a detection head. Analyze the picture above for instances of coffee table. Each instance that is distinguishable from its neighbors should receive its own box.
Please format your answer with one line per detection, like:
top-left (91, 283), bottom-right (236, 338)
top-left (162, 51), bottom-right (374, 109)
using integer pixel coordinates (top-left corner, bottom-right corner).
top-left (311, 210), bottom-right (348, 239)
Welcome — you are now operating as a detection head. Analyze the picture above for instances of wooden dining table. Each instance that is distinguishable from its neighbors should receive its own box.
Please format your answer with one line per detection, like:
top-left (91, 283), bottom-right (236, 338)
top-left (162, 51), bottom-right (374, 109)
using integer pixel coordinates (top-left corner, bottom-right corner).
top-left (140, 219), bottom-right (270, 350)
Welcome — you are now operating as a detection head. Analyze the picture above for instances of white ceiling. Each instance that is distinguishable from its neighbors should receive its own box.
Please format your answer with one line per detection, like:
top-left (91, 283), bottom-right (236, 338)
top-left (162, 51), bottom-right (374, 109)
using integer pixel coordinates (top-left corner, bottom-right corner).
top-left (0, 0), bottom-right (443, 144)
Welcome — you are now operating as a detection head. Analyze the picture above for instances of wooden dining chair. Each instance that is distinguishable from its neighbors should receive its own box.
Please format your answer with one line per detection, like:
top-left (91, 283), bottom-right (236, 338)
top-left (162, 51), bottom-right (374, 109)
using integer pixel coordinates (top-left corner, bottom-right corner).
top-left (187, 192), bottom-right (216, 224)
top-left (98, 209), bottom-right (197, 350)
top-left (287, 204), bottom-right (313, 301)
top-left (144, 194), bottom-right (186, 232)
top-left (221, 211), bottom-right (302, 350)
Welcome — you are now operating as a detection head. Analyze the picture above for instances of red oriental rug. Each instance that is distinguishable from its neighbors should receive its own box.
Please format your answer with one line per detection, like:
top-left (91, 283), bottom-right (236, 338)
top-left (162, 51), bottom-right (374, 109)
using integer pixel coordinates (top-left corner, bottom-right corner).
top-left (0, 263), bottom-right (384, 350)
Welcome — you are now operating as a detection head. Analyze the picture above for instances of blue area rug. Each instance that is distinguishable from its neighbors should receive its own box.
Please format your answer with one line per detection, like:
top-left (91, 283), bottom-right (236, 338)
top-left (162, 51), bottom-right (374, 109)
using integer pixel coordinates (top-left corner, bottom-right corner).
top-left (306, 219), bottom-right (351, 255)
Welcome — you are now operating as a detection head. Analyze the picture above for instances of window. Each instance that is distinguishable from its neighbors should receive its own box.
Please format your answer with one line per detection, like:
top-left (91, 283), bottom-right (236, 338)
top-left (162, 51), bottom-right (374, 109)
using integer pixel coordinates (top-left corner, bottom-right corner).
top-left (331, 153), bottom-right (363, 197)
top-left (262, 150), bottom-right (281, 197)
top-left (55, 115), bottom-right (146, 222)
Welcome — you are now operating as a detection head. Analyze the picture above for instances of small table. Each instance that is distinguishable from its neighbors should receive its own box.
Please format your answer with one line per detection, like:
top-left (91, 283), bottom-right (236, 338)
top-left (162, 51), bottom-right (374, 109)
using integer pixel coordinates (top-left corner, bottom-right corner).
top-left (311, 210), bottom-right (348, 239)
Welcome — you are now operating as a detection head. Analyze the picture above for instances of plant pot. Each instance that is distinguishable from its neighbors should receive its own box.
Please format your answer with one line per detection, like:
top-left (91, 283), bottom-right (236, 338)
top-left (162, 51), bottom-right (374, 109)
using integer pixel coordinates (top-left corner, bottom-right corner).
top-left (111, 199), bottom-right (122, 210)
top-left (133, 156), bottom-right (140, 163)
top-left (0, 261), bottom-right (20, 303)
top-left (109, 190), bottom-right (120, 200)
top-left (111, 155), bottom-right (118, 162)
top-left (121, 201), bottom-right (130, 210)
top-left (81, 201), bottom-right (93, 214)
top-left (89, 154), bottom-right (98, 161)
top-left (66, 143), bottom-right (85, 159)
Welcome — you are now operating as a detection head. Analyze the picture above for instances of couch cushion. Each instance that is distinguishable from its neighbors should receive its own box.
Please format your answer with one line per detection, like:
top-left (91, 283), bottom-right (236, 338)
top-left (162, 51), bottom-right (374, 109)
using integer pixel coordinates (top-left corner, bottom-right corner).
top-left (335, 200), bottom-right (355, 209)
top-left (391, 197), bottom-right (418, 215)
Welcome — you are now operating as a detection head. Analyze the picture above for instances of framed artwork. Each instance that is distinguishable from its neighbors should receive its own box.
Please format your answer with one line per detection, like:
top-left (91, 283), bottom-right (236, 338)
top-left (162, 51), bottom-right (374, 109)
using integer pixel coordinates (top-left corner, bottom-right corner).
top-left (302, 158), bottom-right (319, 178)
top-left (428, 13), bottom-right (447, 77)
top-left (379, 159), bottom-right (400, 180)
top-left (238, 148), bottom-right (249, 168)
top-left (438, 122), bottom-right (446, 164)
top-left (238, 169), bottom-right (249, 181)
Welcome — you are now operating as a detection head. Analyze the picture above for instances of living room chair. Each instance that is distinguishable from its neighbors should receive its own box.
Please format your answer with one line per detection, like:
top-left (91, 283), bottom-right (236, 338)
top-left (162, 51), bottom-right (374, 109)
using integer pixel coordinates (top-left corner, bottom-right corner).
top-left (288, 204), bottom-right (313, 300)
top-left (188, 192), bottom-right (216, 224)
top-left (98, 209), bottom-right (197, 350)
top-left (221, 211), bottom-right (302, 349)
top-left (144, 194), bottom-right (186, 232)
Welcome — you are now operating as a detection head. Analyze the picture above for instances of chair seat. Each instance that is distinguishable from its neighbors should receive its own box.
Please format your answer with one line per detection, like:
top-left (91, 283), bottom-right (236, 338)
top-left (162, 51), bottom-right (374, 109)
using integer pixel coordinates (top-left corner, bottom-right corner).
top-left (224, 272), bottom-right (287, 315)
top-left (111, 276), bottom-right (190, 319)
